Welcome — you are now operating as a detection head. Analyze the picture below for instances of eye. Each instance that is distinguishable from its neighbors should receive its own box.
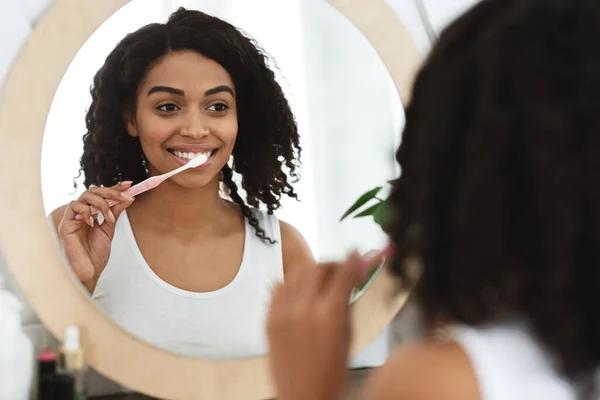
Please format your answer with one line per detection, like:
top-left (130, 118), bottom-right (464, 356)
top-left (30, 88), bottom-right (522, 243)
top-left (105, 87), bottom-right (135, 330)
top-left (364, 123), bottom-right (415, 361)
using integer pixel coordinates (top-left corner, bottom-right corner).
top-left (157, 103), bottom-right (179, 112)
top-left (207, 103), bottom-right (229, 112)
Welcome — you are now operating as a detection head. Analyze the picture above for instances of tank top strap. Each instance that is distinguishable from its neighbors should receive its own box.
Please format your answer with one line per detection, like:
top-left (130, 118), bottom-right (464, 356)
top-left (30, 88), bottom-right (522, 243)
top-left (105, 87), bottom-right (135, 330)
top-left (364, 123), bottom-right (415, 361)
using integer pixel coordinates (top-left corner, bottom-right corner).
top-left (246, 208), bottom-right (283, 283)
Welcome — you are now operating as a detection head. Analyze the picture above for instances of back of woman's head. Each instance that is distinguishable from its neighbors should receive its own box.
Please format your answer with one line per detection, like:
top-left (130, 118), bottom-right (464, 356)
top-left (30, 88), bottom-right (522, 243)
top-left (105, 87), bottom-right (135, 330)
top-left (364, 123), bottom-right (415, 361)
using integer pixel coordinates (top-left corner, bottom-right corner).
top-left (80, 7), bottom-right (300, 243)
top-left (390, 0), bottom-right (600, 389)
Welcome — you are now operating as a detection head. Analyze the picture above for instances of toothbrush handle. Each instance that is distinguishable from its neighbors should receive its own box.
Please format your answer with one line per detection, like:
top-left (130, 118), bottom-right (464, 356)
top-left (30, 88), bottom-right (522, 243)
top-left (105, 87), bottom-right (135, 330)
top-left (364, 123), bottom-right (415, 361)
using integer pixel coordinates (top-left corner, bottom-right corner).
top-left (361, 245), bottom-right (392, 266)
top-left (89, 176), bottom-right (165, 216)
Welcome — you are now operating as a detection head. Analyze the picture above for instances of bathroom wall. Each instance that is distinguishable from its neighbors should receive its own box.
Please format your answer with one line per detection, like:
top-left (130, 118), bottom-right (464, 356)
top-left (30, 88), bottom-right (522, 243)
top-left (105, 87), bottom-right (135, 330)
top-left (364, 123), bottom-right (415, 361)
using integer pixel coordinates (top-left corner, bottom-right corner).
top-left (0, 0), bottom-right (481, 397)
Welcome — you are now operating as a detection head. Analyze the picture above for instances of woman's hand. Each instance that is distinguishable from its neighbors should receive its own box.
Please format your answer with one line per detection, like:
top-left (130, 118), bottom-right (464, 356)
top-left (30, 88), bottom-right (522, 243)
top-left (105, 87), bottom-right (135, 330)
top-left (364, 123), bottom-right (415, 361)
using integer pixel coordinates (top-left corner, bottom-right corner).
top-left (267, 248), bottom-right (390, 400)
top-left (57, 181), bottom-right (135, 289)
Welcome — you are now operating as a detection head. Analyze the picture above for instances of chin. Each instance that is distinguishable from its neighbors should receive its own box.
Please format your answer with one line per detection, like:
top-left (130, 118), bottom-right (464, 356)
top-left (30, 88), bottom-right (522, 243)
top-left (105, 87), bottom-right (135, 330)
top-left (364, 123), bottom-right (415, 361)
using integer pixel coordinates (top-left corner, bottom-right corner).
top-left (170, 170), bottom-right (222, 190)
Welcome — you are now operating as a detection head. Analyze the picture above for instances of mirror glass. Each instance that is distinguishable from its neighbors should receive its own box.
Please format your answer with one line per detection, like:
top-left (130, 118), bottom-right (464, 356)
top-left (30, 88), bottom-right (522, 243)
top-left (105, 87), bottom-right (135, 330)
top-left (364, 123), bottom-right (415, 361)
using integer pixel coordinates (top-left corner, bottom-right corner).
top-left (41, 0), bottom-right (403, 360)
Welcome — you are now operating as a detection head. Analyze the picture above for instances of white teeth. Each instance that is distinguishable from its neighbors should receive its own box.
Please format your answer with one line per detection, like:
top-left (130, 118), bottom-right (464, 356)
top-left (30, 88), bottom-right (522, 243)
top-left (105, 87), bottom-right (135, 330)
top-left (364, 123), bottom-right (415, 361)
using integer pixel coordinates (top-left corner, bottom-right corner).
top-left (173, 150), bottom-right (212, 160)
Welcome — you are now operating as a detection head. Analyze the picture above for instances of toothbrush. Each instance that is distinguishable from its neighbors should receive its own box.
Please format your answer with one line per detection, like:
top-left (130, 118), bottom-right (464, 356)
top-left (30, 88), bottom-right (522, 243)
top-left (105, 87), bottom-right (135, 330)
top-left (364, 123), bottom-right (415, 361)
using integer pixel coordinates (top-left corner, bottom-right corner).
top-left (361, 246), bottom-right (392, 266)
top-left (90, 153), bottom-right (209, 216)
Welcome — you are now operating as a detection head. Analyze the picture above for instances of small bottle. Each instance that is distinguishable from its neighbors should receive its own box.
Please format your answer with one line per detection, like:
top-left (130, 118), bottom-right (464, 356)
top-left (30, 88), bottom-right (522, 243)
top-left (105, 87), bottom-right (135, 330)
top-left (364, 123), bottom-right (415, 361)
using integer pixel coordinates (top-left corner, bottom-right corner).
top-left (59, 326), bottom-right (86, 399)
top-left (38, 349), bottom-right (58, 400)
top-left (54, 374), bottom-right (75, 400)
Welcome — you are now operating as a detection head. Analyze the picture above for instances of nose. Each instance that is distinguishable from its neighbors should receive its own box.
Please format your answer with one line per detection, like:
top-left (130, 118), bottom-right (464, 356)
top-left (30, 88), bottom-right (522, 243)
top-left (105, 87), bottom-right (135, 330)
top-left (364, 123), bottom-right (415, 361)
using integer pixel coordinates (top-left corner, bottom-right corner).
top-left (180, 110), bottom-right (209, 138)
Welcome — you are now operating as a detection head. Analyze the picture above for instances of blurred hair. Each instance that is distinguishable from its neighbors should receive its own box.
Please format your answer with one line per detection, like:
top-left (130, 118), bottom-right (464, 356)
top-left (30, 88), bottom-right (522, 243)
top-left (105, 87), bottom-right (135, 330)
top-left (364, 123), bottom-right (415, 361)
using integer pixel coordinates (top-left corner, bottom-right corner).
top-left (79, 7), bottom-right (301, 243)
top-left (389, 0), bottom-right (600, 395)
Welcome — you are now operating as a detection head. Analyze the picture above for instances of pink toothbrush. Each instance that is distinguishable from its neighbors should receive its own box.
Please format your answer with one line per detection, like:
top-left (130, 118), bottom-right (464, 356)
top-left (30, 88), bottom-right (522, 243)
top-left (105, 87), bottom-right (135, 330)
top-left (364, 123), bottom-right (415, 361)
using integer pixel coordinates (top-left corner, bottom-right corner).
top-left (90, 154), bottom-right (209, 216)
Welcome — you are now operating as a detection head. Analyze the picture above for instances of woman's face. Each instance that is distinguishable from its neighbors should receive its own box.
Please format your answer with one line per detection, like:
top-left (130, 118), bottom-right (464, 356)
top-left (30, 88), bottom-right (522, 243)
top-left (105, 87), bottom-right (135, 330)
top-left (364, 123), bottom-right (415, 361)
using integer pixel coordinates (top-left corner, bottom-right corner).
top-left (127, 50), bottom-right (238, 188)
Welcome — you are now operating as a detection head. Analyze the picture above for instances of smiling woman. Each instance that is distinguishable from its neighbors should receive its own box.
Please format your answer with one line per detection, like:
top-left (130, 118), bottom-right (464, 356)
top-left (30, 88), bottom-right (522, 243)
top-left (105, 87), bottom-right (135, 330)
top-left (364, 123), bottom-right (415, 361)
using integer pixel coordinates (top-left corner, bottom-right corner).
top-left (48, 7), bottom-right (315, 360)
top-left (35, 0), bottom-right (407, 373)
top-left (124, 52), bottom-right (240, 195)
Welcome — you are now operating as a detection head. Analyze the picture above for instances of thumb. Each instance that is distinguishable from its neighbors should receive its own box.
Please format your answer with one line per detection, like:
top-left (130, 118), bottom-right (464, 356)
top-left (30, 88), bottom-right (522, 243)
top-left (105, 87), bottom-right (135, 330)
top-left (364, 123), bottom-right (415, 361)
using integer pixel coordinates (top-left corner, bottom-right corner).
top-left (109, 181), bottom-right (135, 220)
top-left (97, 198), bottom-right (134, 238)
top-left (99, 182), bottom-right (135, 232)
top-left (110, 196), bottom-right (134, 221)
top-left (346, 250), bottom-right (368, 288)
top-left (351, 245), bottom-right (393, 284)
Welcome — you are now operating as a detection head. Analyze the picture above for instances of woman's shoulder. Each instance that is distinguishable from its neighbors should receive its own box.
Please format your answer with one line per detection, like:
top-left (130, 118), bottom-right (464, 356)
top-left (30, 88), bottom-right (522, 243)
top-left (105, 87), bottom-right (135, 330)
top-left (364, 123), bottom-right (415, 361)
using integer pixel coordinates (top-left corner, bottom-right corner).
top-left (363, 339), bottom-right (479, 400)
top-left (231, 203), bottom-right (315, 275)
top-left (265, 216), bottom-right (315, 277)
top-left (278, 220), bottom-right (308, 251)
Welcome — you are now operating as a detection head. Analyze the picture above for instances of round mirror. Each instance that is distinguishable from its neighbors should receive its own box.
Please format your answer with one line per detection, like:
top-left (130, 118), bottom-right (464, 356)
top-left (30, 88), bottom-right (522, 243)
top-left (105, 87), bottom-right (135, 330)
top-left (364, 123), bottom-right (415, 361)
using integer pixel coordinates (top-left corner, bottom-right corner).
top-left (0, 0), bottom-right (421, 397)
top-left (41, 0), bottom-right (401, 360)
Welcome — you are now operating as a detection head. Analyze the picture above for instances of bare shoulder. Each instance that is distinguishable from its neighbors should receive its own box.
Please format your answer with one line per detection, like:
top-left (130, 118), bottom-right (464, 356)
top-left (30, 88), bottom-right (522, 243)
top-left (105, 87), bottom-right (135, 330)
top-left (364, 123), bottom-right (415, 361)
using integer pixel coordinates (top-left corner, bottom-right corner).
top-left (279, 220), bottom-right (315, 277)
top-left (50, 205), bottom-right (68, 232)
top-left (363, 340), bottom-right (480, 400)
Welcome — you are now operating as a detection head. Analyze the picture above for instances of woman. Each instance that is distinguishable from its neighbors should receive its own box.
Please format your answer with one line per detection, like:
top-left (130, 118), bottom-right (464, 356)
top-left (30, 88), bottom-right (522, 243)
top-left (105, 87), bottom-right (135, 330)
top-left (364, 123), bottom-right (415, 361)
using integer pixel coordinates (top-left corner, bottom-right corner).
top-left (51, 8), bottom-right (314, 359)
top-left (267, 0), bottom-right (600, 398)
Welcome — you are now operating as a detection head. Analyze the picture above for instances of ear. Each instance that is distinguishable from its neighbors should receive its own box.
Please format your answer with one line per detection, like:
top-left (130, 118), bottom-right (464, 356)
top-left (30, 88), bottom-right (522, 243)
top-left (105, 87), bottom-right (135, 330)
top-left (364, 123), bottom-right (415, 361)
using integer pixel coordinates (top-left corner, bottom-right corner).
top-left (124, 113), bottom-right (138, 137)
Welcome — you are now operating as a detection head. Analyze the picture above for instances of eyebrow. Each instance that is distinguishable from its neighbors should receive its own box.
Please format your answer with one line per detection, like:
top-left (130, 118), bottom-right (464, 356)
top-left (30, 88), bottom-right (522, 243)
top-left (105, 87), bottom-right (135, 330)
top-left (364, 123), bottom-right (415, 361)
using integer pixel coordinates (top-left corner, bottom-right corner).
top-left (147, 86), bottom-right (184, 96)
top-left (204, 85), bottom-right (235, 97)
top-left (147, 85), bottom-right (235, 97)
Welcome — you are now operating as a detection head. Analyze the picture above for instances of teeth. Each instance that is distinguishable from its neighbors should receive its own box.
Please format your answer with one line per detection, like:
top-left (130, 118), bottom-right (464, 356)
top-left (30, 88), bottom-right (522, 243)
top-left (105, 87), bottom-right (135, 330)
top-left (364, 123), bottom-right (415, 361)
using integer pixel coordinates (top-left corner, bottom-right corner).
top-left (173, 150), bottom-right (212, 160)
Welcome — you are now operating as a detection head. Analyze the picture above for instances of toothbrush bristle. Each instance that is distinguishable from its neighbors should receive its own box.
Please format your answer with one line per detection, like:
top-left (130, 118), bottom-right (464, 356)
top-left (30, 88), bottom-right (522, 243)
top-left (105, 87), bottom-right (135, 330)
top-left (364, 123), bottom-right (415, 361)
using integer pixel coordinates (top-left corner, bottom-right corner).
top-left (188, 154), bottom-right (208, 168)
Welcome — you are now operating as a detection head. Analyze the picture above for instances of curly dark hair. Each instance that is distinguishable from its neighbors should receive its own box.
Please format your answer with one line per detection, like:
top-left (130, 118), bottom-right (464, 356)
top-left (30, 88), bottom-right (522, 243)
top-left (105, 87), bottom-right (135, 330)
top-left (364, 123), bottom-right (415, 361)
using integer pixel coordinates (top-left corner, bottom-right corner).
top-left (79, 7), bottom-right (301, 243)
top-left (389, 0), bottom-right (600, 395)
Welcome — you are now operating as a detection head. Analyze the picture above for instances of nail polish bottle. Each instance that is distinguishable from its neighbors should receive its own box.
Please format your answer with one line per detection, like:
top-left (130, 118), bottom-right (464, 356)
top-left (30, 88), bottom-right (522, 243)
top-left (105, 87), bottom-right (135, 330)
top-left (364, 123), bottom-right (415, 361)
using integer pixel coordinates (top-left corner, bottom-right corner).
top-left (58, 326), bottom-right (86, 399)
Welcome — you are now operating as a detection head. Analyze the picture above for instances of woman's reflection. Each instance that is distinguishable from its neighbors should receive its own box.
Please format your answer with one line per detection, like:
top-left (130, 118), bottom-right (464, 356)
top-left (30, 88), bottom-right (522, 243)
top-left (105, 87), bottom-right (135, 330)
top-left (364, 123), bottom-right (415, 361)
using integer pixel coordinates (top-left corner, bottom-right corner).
top-left (49, 7), bottom-right (314, 359)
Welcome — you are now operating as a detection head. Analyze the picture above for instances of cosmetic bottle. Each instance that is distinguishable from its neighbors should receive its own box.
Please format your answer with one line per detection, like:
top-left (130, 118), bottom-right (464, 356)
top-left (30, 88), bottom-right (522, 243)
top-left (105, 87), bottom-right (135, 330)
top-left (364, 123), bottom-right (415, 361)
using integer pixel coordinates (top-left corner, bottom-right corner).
top-left (59, 325), bottom-right (86, 399)
top-left (39, 348), bottom-right (77, 400)
top-left (38, 349), bottom-right (57, 400)
top-left (53, 374), bottom-right (75, 399)
top-left (0, 274), bottom-right (34, 400)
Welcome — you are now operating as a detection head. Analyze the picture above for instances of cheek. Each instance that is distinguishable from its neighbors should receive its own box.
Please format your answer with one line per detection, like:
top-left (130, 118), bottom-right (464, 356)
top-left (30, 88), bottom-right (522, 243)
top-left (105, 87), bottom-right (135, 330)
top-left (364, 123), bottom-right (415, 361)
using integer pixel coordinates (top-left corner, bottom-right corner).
top-left (214, 117), bottom-right (238, 147)
top-left (226, 120), bottom-right (239, 145)
top-left (135, 112), bottom-right (174, 147)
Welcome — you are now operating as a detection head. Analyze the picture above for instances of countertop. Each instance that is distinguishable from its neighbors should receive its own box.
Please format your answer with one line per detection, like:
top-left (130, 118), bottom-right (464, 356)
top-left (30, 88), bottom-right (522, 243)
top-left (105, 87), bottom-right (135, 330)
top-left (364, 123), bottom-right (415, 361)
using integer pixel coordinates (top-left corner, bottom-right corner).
top-left (90, 368), bottom-right (373, 400)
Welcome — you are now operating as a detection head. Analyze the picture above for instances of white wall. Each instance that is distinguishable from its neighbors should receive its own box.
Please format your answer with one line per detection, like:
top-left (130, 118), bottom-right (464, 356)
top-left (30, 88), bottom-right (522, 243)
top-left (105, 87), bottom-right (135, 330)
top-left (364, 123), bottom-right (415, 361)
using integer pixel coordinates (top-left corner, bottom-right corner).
top-left (422, 0), bottom-right (481, 36)
top-left (0, 0), bottom-right (56, 336)
top-left (0, 0), bottom-right (482, 396)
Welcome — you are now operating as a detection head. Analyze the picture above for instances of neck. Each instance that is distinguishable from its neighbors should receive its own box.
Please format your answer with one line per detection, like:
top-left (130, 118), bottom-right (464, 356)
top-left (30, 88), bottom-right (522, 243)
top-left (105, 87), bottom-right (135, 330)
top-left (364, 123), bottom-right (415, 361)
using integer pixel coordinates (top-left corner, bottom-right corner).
top-left (129, 177), bottom-right (229, 231)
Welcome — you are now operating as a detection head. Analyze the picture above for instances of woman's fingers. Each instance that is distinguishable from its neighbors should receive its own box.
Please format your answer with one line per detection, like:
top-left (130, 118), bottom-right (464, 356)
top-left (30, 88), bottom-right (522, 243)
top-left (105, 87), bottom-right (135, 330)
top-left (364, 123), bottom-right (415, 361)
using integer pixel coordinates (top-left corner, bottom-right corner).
top-left (116, 181), bottom-right (134, 192)
top-left (73, 181), bottom-right (135, 223)
top-left (108, 194), bottom-right (134, 222)
top-left (324, 252), bottom-right (360, 308)
top-left (353, 245), bottom-right (392, 283)
top-left (66, 200), bottom-right (95, 228)
top-left (289, 248), bottom-right (388, 306)
top-left (270, 247), bottom-right (392, 329)
top-left (92, 182), bottom-right (134, 200)
top-left (295, 263), bottom-right (335, 306)
top-left (78, 191), bottom-right (116, 224)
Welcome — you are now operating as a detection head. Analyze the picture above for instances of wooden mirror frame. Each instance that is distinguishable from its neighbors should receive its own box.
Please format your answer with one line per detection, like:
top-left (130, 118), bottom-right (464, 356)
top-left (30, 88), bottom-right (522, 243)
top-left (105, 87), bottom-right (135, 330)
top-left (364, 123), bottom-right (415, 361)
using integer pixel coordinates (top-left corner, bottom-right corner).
top-left (0, 0), bottom-right (422, 398)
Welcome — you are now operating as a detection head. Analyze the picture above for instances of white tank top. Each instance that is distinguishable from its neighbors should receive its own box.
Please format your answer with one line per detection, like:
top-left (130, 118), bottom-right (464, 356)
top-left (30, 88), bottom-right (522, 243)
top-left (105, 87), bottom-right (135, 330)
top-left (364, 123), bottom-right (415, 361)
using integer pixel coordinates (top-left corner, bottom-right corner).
top-left (91, 209), bottom-right (283, 360)
top-left (452, 320), bottom-right (598, 400)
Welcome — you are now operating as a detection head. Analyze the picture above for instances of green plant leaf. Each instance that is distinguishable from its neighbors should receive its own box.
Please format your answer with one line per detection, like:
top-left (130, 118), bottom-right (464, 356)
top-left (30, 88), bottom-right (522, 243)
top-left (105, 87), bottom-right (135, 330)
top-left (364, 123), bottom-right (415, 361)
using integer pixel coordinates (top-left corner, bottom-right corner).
top-left (373, 200), bottom-right (390, 232)
top-left (352, 202), bottom-right (381, 218)
top-left (340, 186), bottom-right (382, 221)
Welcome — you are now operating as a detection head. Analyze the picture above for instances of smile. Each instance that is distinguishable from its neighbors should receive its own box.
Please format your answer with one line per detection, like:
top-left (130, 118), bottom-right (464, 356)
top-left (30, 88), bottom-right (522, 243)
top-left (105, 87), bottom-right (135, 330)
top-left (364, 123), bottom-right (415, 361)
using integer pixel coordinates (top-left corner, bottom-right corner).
top-left (166, 148), bottom-right (219, 167)
top-left (167, 149), bottom-right (218, 160)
